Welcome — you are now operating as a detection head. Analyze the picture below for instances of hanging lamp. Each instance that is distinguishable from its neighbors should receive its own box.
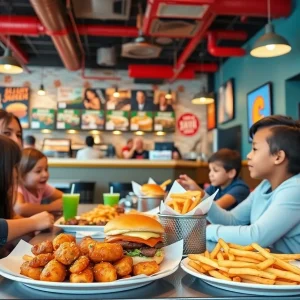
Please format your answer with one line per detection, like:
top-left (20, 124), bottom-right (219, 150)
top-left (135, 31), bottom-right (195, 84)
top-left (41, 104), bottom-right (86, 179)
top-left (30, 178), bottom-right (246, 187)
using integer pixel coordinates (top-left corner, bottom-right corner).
top-left (250, 0), bottom-right (291, 58)
top-left (113, 86), bottom-right (120, 98)
top-left (37, 68), bottom-right (46, 95)
top-left (191, 88), bottom-right (214, 105)
top-left (165, 88), bottom-right (172, 100)
top-left (0, 48), bottom-right (23, 74)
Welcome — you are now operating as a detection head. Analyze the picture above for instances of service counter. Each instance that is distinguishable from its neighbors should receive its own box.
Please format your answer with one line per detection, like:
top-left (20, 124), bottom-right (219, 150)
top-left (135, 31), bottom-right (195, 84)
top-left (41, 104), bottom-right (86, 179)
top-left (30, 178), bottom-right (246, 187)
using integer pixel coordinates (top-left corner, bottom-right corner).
top-left (48, 159), bottom-right (260, 203)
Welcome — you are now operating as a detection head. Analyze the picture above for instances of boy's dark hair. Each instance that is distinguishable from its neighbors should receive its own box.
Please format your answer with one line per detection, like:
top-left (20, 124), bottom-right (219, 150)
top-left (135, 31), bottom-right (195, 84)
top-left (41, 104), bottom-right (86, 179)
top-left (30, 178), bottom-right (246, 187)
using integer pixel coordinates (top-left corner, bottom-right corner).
top-left (249, 115), bottom-right (299, 139)
top-left (0, 135), bottom-right (21, 218)
top-left (208, 148), bottom-right (241, 179)
top-left (266, 126), bottom-right (300, 175)
top-left (24, 135), bottom-right (36, 146)
top-left (86, 136), bottom-right (94, 147)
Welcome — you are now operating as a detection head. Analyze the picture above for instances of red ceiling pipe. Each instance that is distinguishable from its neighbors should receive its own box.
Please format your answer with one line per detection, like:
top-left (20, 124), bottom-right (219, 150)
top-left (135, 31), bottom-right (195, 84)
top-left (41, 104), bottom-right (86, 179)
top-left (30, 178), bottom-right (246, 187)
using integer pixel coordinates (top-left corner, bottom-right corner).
top-left (143, 0), bottom-right (160, 36)
top-left (0, 35), bottom-right (29, 65)
top-left (0, 16), bottom-right (44, 36)
top-left (30, 0), bottom-right (81, 71)
top-left (128, 65), bottom-right (195, 79)
top-left (207, 31), bottom-right (246, 57)
top-left (77, 25), bottom-right (138, 38)
top-left (186, 63), bottom-right (218, 72)
top-left (208, 30), bottom-right (247, 41)
top-left (212, 0), bottom-right (291, 18)
top-left (66, 0), bottom-right (120, 81)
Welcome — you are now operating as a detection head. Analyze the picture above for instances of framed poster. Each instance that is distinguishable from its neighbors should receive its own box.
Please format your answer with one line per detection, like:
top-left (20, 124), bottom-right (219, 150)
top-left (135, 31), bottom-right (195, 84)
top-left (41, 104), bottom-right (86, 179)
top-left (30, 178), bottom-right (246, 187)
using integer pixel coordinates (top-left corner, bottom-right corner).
top-left (206, 101), bottom-right (216, 131)
top-left (217, 79), bottom-right (235, 125)
top-left (31, 108), bottom-right (55, 129)
top-left (57, 87), bottom-right (83, 109)
top-left (83, 88), bottom-right (106, 110)
top-left (247, 82), bottom-right (273, 140)
top-left (106, 88), bottom-right (131, 111)
top-left (0, 87), bottom-right (30, 128)
top-left (131, 90), bottom-right (154, 112)
top-left (153, 90), bottom-right (176, 112)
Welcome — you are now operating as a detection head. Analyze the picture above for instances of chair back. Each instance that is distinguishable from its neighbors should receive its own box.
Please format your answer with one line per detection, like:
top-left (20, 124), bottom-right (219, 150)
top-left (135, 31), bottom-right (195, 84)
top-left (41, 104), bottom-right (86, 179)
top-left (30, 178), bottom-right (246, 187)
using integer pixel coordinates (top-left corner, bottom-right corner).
top-left (108, 182), bottom-right (132, 199)
top-left (70, 182), bottom-right (95, 204)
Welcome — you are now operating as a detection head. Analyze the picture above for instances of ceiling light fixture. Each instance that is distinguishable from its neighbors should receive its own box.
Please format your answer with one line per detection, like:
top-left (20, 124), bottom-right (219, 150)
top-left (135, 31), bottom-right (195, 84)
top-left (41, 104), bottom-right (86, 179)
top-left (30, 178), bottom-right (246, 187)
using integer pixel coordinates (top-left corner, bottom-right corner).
top-left (113, 86), bottom-right (120, 98)
top-left (191, 88), bottom-right (214, 105)
top-left (0, 48), bottom-right (23, 74)
top-left (155, 131), bottom-right (166, 136)
top-left (112, 130), bottom-right (122, 135)
top-left (37, 67), bottom-right (46, 96)
top-left (165, 88), bottom-right (172, 100)
top-left (250, 0), bottom-right (291, 58)
top-left (135, 131), bottom-right (144, 136)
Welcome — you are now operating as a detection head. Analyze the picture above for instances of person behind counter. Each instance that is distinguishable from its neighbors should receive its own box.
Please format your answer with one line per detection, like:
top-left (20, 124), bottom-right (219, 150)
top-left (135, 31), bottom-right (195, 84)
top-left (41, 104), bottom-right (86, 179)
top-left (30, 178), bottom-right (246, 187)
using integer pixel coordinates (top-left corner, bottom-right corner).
top-left (0, 109), bottom-right (23, 149)
top-left (76, 136), bottom-right (101, 160)
top-left (124, 137), bottom-right (149, 159)
top-left (178, 148), bottom-right (250, 210)
top-left (24, 135), bottom-right (36, 149)
top-left (207, 116), bottom-right (300, 253)
top-left (122, 138), bottom-right (133, 159)
top-left (14, 148), bottom-right (63, 217)
top-left (0, 135), bottom-right (54, 251)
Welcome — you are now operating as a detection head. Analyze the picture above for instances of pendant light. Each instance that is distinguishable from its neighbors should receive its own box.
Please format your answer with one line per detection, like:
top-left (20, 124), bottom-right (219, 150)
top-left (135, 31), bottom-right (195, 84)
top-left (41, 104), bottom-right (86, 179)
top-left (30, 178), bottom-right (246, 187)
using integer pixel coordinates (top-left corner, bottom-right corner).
top-left (0, 47), bottom-right (23, 74)
top-left (37, 68), bottom-right (46, 96)
top-left (250, 0), bottom-right (291, 58)
top-left (113, 86), bottom-right (120, 98)
top-left (191, 88), bottom-right (214, 105)
top-left (165, 88), bottom-right (172, 100)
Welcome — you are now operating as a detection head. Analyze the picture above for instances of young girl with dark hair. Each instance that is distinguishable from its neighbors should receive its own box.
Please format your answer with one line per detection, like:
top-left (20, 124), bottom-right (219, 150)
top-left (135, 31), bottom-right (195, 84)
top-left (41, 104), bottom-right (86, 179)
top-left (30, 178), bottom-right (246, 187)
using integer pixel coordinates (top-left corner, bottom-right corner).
top-left (0, 135), bottom-right (54, 252)
top-left (14, 148), bottom-right (63, 217)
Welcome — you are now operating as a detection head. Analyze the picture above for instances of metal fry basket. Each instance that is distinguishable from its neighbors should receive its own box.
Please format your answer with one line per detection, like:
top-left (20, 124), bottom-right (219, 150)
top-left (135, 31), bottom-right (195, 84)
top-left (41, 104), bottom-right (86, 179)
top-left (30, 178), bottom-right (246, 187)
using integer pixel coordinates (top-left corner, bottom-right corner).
top-left (158, 214), bottom-right (206, 255)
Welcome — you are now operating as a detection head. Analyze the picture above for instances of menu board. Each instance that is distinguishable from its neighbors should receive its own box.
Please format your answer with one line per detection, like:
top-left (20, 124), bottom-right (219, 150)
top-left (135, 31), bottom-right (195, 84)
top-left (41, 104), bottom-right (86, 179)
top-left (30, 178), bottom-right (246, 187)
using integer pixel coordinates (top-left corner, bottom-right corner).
top-left (56, 109), bottom-right (80, 129)
top-left (130, 111), bottom-right (153, 131)
top-left (0, 87), bottom-right (30, 128)
top-left (31, 108), bottom-right (55, 129)
top-left (154, 111), bottom-right (176, 132)
top-left (83, 88), bottom-right (106, 110)
top-left (105, 88), bottom-right (131, 111)
top-left (130, 90), bottom-right (154, 111)
top-left (81, 110), bottom-right (105, 130)
top-left (105, 110), bottom-right (129, 131)
top-left (57, 87), bottom-right (83, 109)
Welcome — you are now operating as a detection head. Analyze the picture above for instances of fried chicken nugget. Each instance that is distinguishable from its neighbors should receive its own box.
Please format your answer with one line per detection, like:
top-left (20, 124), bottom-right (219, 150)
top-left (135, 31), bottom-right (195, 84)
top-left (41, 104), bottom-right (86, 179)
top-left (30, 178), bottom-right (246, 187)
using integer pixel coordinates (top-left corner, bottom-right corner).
top-left (54, 242), bottom-right (81, 265)
top-left (31, 240), bottom-right (53, 255)
top-left (69, 255), bottom-right (90, 274)
top-left (53, 233), bottom-right (76, 250)
top-left (114, 256), bottom-right (133, 277)
top-left (133, 261), bottom-right (160, 276)
top-left (20, 261), bottom-right (43, 280)
top-left (40, 259), bottom-right (66, 282)
top-left (70, 267), bottom-right (94, 283)
top-left (88, 242), bottom-right (123, 263)
top-left (93, 262), bottom-right (117, 282)
top-left (28, 253), bottom-right (54, 268)
top-left (79, 236), bottom-right (97, 255)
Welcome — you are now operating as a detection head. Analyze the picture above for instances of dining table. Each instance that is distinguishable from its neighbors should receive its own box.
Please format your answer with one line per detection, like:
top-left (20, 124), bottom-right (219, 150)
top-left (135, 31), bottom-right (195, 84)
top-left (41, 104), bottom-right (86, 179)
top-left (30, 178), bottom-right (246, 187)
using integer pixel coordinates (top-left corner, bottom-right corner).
top-left (0, 204), bottom-right (299, 300)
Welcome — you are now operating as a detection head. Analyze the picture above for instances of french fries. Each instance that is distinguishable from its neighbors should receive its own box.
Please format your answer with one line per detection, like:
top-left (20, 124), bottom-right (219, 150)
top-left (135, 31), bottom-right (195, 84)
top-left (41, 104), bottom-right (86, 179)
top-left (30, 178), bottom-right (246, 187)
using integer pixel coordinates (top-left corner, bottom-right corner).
top-left (187, 239), bottom-right (300, 286)
top-left (166, 190), bottom-right (202, 214)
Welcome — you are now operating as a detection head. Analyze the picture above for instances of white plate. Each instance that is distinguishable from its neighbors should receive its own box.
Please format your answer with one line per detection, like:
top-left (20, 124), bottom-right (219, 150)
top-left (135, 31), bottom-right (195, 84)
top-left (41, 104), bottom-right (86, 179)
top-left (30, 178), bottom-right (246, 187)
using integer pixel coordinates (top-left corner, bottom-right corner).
top-left (54, 217), bottom-right (105, 233)
top-left (0, 266), bottom-right (178, 294)
top-left (181, 258), bottom-right (300, 296)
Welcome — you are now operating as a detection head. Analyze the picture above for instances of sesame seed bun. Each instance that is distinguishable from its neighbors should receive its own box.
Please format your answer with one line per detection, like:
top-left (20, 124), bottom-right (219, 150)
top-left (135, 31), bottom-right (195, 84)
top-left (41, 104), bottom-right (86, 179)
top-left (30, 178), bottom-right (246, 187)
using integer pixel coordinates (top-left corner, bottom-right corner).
top-left (141, 184), bottom-right (165, 197)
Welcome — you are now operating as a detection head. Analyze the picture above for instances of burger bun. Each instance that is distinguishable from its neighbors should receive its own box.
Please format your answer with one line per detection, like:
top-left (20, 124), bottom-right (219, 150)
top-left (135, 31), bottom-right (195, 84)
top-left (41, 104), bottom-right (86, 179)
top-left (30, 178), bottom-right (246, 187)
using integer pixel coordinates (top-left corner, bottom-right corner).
top-left (141, 183), bottom-right (165, 197)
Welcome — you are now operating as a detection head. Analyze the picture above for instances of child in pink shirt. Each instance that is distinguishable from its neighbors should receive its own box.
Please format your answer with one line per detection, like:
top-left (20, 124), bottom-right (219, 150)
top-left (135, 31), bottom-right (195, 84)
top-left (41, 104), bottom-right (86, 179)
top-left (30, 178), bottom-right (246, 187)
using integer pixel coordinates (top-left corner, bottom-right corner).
top-left (14, 148), bottom-right (63, 217)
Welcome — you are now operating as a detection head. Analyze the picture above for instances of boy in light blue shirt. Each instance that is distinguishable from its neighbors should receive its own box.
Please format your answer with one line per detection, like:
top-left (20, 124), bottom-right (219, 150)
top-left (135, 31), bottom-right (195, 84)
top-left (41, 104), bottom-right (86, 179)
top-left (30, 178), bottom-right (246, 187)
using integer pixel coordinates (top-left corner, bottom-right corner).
top-left (207, 115), bottom-right (300, 253)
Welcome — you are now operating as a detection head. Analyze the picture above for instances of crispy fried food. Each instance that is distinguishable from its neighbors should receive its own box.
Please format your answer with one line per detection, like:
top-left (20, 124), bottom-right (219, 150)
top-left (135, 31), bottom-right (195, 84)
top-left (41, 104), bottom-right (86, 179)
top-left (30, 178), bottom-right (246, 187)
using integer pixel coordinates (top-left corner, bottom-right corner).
top-left (40, 259), bottom-right (66, 282)
top-left (70, 267), bottom-right (94, 283)
top-left (28, 253), bottom-right (54, 268)
top-left (31, 240), bottom-right (54, 255)
top-left (54, 242), bottom-right (81, 265)
top-left (79, 236), bottom-right (97, 255)
top-left (93, 262), bottom-right (117, 282)
top-left (70, 256), bottom-right (90, 274)
top-left (88, 242), bottom-right (123, 263)
top-left (133, 261), bottom-right (160, 276)
top-left (114, 256), bottom-right (133, 277)
top-left (20, 261), bottom-right (43, 280)
top-left (53, 233), bottom-right (76, 250)
top-left (120, 275), bottom-right (131, 279)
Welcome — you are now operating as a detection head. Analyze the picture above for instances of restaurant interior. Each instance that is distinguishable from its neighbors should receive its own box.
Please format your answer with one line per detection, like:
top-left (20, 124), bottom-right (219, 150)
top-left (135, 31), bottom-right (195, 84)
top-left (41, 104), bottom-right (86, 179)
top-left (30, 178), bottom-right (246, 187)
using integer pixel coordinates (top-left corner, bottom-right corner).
top-left (0, 0), bottom-right (300, 298)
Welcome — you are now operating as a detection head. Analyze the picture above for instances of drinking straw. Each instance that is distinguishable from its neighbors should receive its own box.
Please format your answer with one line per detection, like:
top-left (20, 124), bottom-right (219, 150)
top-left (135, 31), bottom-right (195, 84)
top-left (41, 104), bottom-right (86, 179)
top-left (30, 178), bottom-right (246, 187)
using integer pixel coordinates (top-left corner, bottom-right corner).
top-left (110, 186), bottom-right (113, 194)
top-left (70, 183), bottom-right (75, 194)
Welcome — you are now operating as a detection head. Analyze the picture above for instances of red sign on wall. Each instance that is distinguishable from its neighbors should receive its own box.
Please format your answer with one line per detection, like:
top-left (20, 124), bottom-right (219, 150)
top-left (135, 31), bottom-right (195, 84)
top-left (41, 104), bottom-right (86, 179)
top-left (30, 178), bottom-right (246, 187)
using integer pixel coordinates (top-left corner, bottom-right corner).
top-left (177, 113), bottom-right (200, 136)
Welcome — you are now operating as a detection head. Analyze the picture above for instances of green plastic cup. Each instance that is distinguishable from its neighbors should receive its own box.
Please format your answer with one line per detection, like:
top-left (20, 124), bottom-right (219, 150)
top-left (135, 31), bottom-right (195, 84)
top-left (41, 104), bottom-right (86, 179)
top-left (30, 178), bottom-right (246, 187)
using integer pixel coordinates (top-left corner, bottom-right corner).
top-left (63, 193), bottom-right (80, 221)
top-left (103, 193), bottom-right (120, 206)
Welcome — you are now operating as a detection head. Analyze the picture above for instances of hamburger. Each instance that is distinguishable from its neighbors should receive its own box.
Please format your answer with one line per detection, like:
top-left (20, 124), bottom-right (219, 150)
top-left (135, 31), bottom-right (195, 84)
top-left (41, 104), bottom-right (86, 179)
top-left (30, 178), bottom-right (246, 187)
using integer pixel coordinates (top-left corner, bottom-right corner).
top-left (104, 214), bottom-right (164, 265)
top-left (141, 183), bottom-right (165, 197)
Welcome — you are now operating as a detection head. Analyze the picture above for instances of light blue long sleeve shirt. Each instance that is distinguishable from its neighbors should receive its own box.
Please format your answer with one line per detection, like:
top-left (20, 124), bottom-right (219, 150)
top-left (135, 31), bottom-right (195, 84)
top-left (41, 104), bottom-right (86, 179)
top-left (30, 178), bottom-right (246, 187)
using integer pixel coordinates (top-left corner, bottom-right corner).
top-left (206, 173), bottom-right (300, 254)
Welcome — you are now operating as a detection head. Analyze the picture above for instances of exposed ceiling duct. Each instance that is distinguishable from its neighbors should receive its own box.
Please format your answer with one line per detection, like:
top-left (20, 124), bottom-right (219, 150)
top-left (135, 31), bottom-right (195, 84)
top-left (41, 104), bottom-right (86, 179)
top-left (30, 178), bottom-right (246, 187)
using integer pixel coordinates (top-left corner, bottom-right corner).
top-left (29, 0), bottom-right (81, 71)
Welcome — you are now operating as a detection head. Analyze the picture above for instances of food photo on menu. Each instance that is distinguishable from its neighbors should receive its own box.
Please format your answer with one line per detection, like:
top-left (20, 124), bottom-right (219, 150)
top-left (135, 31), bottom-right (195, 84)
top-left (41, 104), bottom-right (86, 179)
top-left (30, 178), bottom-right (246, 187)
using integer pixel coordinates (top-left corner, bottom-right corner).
top-left (56, 109), bottom-right (81, 129)
top-left (31, 108), bottom-right (55, 129)
top-left (105, 88), bottom-right (131, 111)
top-left (105, 110), bottom-right (129, 131)
top-left (57, 87), bottom-right (84, 109)
top-left (81, 110), bottom-right (105, 130)
top-left (154, 111), bottom-right (176, 132)
top-left (130, 111), bottom-right (153, 131)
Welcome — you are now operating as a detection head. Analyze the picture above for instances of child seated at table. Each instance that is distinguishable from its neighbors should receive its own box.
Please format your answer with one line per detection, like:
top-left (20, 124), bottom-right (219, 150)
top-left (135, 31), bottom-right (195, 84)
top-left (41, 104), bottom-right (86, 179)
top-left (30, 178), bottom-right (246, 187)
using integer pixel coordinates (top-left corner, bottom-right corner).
top-left (0, 135), bottom-right (54, 256)
top-left (206, 115), bottom-right (300, 253)
top-left (14, 148), bottom-right (63, 217)
top-left (178, 148), bottom-right (250, 210)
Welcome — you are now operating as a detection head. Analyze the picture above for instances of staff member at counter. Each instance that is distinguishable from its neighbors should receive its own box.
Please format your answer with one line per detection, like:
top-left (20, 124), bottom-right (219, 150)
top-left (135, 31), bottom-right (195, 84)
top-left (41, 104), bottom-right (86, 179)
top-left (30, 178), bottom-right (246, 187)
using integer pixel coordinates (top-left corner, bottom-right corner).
top-left (76, 136), bottom-right (102, 160)
top-left (123, 137), bottom-right (149, 159)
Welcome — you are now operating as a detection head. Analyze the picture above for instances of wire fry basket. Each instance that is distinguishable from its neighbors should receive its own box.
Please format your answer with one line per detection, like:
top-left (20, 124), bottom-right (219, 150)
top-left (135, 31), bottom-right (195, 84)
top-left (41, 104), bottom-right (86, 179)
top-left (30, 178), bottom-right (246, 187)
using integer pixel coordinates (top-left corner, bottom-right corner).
top-left (158, 214), bottom-right (206, 255)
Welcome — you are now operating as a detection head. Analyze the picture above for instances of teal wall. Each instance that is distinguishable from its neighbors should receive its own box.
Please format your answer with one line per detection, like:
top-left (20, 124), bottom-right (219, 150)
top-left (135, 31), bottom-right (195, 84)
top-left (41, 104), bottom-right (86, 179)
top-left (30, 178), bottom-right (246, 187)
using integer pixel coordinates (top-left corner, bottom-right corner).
top-left (214, 0), bottom-right (300, 158)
